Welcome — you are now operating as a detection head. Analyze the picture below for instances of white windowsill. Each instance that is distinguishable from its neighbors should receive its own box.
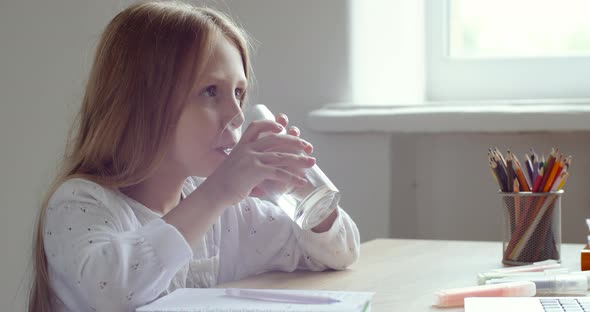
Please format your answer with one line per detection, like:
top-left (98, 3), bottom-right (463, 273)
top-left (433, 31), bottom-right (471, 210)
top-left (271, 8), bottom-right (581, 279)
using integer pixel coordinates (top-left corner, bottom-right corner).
top-left (307, 100), bottom-right (590, 133)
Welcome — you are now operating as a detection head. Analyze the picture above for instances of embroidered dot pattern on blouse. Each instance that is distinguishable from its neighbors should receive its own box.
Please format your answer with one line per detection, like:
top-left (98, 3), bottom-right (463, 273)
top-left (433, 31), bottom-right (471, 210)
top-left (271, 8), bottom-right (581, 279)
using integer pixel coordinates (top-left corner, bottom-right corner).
top-left (42, 178), bottom-right (360, 312)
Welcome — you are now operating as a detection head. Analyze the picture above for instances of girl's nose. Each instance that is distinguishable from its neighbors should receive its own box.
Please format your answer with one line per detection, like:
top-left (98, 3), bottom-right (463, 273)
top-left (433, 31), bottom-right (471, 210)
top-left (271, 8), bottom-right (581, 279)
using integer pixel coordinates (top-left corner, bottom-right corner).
top-left (224, 109), bottom-right (244, 131)
top-left (221, 97), bottom-right (244, 129)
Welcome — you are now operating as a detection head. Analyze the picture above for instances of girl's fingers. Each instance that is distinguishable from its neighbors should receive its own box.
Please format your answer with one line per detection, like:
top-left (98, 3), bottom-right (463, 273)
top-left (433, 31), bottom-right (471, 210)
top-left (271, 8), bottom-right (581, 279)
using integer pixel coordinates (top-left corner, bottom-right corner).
top-left (303, 141), bottom-right (313, 155)
top-left (240, 117), bottom-right (313, 154)
top-left (266, 139), bottom-right (313, 155)
top-left (251, 133), bottom-right (311, 153)
top-left (285, 126), bottom-right (313, 154)
top-left (241, 120), bottom-right (283, 143)
top-left (258, 152), bottom-right (316, 168)
top-left (276, 113), bottom-right (288, 127)
top-left (287, 126), bottom-right (300, 137)
top-left (263, 166), bottom-right (308, 186)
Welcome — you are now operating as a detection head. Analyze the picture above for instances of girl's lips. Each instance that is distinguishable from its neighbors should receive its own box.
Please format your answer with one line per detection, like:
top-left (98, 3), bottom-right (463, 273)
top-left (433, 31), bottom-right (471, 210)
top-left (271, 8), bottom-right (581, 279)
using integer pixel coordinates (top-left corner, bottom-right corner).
top-left (215, 147), bottom-right (232, 156)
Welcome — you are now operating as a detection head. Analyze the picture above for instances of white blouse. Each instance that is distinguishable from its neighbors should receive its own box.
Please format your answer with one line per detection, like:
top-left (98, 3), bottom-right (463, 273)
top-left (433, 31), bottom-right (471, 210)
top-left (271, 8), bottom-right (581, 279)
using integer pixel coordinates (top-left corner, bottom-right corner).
top-left (44, 177), bottom-right (360, 312)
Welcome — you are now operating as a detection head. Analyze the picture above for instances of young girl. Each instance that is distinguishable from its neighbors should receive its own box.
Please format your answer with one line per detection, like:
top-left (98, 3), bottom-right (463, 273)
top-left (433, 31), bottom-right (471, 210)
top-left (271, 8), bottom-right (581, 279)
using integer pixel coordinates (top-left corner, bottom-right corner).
top-left (28, 2), bottom-right (360, 311)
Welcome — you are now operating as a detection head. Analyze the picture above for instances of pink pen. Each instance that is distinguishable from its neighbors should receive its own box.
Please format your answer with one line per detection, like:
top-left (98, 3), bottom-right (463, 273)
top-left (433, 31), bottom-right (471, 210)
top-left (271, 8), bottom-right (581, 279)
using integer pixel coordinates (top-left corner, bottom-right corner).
top-left (492, 259), bottom-right (560, 273)
top-left (224, 288), bottom-right (340, 304)
top-left (433, 281), bottom-right (536, 308)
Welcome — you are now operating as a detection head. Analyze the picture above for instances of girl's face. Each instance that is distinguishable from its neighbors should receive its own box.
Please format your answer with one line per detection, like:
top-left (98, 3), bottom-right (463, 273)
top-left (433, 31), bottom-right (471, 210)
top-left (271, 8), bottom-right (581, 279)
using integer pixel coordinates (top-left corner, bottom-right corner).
top-left (168, 36), bottom-right (247, 177)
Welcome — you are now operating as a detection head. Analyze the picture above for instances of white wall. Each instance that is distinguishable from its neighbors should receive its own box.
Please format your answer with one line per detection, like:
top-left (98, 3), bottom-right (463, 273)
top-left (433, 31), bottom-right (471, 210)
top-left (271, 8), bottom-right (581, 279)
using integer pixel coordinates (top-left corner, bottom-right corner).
top-left (391, 132), bottom-right (590, 244)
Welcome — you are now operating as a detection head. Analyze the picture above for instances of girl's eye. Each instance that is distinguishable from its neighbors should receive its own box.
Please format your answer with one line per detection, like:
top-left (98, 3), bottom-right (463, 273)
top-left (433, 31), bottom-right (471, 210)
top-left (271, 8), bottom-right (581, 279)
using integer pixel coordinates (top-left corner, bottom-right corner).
top-left (235, 88), bottom-right (244, 99)
top-left (201, 85), bottom-right (217, 97)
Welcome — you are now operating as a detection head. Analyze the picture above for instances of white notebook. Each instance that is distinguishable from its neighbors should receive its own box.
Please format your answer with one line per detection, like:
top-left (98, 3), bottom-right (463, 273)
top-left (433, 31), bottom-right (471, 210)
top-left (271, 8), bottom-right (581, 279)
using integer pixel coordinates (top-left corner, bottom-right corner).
top-left (136, 288), bottom-right (375, 312)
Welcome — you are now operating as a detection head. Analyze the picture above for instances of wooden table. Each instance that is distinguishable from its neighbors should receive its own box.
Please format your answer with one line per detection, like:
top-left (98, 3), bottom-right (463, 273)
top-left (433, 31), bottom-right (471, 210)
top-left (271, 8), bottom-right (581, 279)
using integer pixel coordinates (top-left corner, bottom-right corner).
top-left (218, 239), bottom-right (585, 311)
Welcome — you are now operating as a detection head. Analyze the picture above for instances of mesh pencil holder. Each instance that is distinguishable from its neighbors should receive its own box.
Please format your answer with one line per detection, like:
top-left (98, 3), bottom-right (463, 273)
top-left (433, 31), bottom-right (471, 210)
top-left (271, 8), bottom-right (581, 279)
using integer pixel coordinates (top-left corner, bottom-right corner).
top-left (500, 190), bottom-right (563, 265)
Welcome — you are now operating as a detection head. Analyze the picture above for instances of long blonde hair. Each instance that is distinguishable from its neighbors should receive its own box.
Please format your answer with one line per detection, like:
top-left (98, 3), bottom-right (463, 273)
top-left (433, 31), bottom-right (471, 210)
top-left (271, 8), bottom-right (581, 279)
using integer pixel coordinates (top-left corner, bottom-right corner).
top-left (28, 2), bottom-right (250, 311)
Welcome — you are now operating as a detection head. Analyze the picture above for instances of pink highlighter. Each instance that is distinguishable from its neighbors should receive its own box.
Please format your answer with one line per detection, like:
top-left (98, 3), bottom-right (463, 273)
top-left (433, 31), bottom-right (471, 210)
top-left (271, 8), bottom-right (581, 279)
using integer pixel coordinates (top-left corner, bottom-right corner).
top-left (433, 281), bottom-right (536, 308)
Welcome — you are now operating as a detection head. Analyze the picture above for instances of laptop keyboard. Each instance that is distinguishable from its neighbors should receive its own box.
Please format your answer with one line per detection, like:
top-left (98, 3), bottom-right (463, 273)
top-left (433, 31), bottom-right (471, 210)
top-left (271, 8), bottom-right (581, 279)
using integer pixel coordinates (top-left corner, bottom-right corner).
top-left (541, 298), bottom-right (590, 312)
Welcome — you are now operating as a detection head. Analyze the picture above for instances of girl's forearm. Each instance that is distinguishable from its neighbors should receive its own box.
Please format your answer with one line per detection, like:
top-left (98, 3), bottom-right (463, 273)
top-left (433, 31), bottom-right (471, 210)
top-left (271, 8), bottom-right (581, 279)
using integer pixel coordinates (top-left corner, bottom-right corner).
top-left (162, 181), bottom-right (225, 246)
top-left (311, 208), bottom-right (339, 233)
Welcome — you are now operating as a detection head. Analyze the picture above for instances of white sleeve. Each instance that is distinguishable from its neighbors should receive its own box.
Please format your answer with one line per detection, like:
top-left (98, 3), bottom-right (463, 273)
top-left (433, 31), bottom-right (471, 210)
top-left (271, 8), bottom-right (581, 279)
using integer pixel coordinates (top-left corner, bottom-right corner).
top-left (218, 197), bottom-right (360, 281)
top-left (44, 181), bottom-right (193, 312)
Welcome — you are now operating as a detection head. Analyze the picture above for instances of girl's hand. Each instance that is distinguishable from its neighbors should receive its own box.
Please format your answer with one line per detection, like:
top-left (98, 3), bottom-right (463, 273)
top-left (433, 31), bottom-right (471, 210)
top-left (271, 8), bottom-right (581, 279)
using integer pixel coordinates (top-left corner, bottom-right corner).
top-left (249, 113), bottom-right (314, 197)
top-left (202, 119), bottom-right (316, 207)
top-left (276, 113), bottom-right (313, 153)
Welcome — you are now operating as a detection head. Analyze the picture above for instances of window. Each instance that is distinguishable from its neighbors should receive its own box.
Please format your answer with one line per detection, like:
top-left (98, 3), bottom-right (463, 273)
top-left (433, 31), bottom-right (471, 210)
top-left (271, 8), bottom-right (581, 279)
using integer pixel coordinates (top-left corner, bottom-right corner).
top-left (427, 0), bottom-right (590, 101)
top-left (351, 0), bottom-right (590, 105)
top-left (450, 0), bottom-right (590, 58)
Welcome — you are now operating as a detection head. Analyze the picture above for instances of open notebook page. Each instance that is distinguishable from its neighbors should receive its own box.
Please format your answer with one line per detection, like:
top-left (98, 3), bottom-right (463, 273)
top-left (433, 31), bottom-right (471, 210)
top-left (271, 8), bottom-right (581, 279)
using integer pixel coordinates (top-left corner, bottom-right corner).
top-left (136, 288), bottom-right (375, 312)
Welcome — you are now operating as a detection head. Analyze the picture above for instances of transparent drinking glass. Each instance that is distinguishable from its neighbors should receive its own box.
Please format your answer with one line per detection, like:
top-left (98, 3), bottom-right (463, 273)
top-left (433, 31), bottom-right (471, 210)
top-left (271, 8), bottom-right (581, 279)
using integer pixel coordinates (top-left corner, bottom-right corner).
top-left (217, 104), bottom-right (341, 230)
